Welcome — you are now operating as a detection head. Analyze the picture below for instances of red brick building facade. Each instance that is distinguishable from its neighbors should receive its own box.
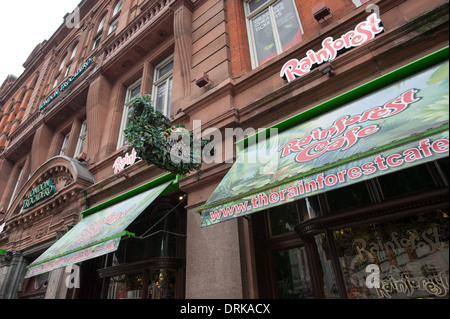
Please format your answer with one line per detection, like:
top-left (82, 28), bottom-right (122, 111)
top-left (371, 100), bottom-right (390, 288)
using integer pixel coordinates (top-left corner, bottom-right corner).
top-left (0, 0), bottom-right (448, 299)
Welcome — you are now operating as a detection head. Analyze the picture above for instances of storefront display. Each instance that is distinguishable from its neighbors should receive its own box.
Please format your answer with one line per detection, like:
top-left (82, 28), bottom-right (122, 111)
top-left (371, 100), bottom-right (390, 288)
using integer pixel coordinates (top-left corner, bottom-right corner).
top-left (201, 58), bottom-right (449, 228)
top-left (315, 209), bottom-right (449, 299)
top-left (25, 178), bottom-right (175, 278)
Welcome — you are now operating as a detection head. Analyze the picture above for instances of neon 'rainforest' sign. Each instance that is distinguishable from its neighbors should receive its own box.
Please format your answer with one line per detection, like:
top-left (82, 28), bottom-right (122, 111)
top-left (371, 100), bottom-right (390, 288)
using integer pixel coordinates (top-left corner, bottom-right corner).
top-left (280, 13), bottom-right (384, 82)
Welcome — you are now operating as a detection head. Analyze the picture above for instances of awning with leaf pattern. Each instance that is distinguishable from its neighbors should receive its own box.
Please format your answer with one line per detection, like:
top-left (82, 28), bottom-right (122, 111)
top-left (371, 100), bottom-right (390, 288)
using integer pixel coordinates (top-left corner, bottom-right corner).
top-left (201, 59), bottom-right (449, 227)
top-left (25, 180), bottom-right (173, 278)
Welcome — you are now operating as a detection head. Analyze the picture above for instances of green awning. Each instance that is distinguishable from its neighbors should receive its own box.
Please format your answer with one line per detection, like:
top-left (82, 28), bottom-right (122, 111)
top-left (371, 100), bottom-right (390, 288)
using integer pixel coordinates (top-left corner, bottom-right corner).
top-left (200, 58), bottom-right (449, 227)
top-left (25, 180), bottom-right (173, 278)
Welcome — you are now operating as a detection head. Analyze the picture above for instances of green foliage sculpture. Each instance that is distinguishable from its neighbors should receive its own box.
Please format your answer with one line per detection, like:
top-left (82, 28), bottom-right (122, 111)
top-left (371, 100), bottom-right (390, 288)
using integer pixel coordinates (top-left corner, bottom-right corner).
top-left (123, 94), bottom-right (206, 176)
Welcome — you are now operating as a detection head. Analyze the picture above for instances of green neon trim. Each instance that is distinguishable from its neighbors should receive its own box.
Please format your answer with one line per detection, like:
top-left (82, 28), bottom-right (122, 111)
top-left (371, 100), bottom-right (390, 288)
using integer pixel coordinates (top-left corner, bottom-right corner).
top-left (0, 249), bottom-right (6, 255)
top-left (81, 173), bottom-right (180, 219)
top-left (235, 46), bottom-right (449, 154)
top-left (27, 230), bottom-right (134, 269)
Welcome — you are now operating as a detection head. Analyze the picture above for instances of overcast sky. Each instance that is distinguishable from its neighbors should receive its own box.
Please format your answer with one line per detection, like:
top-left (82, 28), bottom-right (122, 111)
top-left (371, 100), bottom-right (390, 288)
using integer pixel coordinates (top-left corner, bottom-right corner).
top-left (0, 0), bottom-right (82, 84)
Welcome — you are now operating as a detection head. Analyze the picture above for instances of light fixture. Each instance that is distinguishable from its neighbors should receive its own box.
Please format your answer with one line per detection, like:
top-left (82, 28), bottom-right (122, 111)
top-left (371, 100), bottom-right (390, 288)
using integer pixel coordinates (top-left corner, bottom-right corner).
top-left (319, 63), bottom-right (336, 78)
top-left (312, 2), bottom-right (332, 23)
top-left (195, 72), bottom-right (210, 88)
top-left (77, 152), bottom-right (88, 162)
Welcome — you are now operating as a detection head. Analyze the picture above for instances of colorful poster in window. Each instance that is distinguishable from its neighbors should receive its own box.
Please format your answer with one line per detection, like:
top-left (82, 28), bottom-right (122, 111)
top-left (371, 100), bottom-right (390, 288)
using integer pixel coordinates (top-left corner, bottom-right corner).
top-left (201, 60), bottom-right (449, 227)
top-left (252, 9), bottom-right (277, 66)
top-left (331, 209), bottom-right (449, 299)
top-left (274, 0), bottom-right (302, 51)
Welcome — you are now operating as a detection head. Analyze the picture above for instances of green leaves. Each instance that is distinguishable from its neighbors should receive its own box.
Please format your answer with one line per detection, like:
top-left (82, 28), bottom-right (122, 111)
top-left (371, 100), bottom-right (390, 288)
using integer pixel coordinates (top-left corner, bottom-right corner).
top-left (123, 94), bottom-right (205, 176)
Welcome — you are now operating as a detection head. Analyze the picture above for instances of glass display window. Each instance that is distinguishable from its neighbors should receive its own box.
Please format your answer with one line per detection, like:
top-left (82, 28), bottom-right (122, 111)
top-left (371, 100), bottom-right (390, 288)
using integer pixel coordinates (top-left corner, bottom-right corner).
top-left (333, 209), bottom-right (449, 299)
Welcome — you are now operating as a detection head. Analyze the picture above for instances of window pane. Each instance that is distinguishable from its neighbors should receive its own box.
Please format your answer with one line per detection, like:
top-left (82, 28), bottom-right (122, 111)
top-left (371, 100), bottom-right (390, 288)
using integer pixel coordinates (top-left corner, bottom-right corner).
top-left (333, 209), bottom-right (449, 299)
top-left (108, 272), bottom-right (143, 299)
top-left (437, 158), bottom-right (449, 183)
top-left (113, 0), bottom-right (123, 15)
top-left (248, 0), bottom-right (270, 13)
top-left (114, 211), bottom-right (149, 264)
top-left (251, 9), bottom-right (277, 66)
top-left (274, 0), bottom-right (302, 50)
top-left (70, 44), bottom-right (78, 60)
top-left (314, 234), bottom-right (340, 298)
top-left (268, 201), bottom-right (299, 236)
top-left (325, 182), bottom-right (372, 213)
top-left (129, 83), bottom-right (141, 100)
top-left (108, 21), bottom-right (118, 35)
top-left (148, 269), bottom-right (175, 299)
top-left (167, 77), bottom-right (172, 114)
top-left (378, 164), bottom-right (436, 200)
top-left (60, 133), bottom-right (70, 155)
top-left (301, 196), bottom-right (324, 220)
top-left (155, 82), bottom-right (167, 113)
top-left (273, 247), bottom-right (314, 298)
top-left (149, 208), bottom-right (177, 257)
top-left (158, 61), bottom-right (174, 79)
top-left (98, 15), bottom-right (106, 32)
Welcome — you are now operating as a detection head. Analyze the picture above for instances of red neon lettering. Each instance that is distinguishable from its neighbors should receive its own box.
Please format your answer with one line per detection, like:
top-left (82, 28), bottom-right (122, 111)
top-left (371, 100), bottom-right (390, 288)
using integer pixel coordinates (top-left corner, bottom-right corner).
top-left (281, 13), bottom-right (383, 82)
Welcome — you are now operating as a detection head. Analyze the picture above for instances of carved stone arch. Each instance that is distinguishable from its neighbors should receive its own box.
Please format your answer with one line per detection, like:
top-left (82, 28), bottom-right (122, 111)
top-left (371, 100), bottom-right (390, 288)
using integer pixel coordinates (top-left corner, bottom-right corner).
top-left (3, 156), bottom-right (95, 252)
top-left (30, 72), bottom-right (40, 89)
top-left (91, 1), bottom-right (111, 32)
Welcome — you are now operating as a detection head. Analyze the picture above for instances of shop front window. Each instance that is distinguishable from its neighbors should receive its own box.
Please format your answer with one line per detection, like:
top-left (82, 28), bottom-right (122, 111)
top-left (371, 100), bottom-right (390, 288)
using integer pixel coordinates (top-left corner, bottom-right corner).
top-left (148, 269), bottom-right (176, 299)
top-left (101, 195), bottom-right (186, 299)
top-left (268, 202), bottom-right (299, 237)
top-left (325, 181), bottom-right (373, 213)
top-left (245, 0), bottom-right (303, 68)
top-left (314, 234), bottom-right (340, 299)
top-left (273, 247), bottom-right (314, 298)
top-left (378, 163), bottom-right (437, 200)
top-left (333, 209), bottom-right (449, 299)
top-left (108, 272), bottom-right (144, 299)
top-left (107, 269), bottom-right (176, 299)
top-left (149, 206), bottom-right (177, 257)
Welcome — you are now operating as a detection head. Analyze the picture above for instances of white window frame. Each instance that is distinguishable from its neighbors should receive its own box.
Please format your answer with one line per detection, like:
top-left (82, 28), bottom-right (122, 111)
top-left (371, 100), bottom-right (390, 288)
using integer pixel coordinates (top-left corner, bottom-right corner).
top-left (64, 64), bottom-right (72, 78)
top-left (352, 0), bottom-right (370, 7)
top-left (7, 166), bottom-right (23, 211)
top-left (70, 43), bottom-right (78, 61)
top-left (60, 132), bottom-right (71, 155)
top-left (59, 56), bottom-right (66, 72)
top-left (244, 0), bottom-right (304, 69)
top-left (117, 79), bottom-right (142, 148)
top-left (75, 120), bottom-right (87, 156)
top-left (113, 0), bottom-right (123, 17)
top-left (97, 15), bottom-right (107, 33)
top-left (152, 55), bottom-right (174, 117)
top-left (92, 36), bottom-right (102, 50)
top-left (108, 18), bottom-right (119, 35)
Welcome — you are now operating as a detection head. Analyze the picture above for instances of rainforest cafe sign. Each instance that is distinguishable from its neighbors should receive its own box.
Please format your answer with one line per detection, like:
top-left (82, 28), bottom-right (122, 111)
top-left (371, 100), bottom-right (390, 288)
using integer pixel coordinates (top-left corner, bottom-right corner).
top-left (113, 148), bottom-right (139, 174)
top-left (23, 179), bottom-right (55, 210)
top-left (279, 89), bottom-right (420, 162)
top-left (39, 58), bottom-right (93, 111)
top-left (280, 13), bottom-right (384, 82)
top-left (200, 58), bottom-right (449, 227)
